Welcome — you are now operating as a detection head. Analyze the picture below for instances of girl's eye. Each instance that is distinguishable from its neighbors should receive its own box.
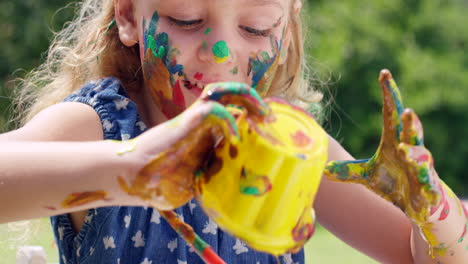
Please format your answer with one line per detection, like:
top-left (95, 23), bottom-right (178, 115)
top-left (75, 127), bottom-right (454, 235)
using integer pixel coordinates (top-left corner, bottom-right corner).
top-left (239, 26), bottom-right (271, 38)
top-left (167, 17), bottom-right (202, 29)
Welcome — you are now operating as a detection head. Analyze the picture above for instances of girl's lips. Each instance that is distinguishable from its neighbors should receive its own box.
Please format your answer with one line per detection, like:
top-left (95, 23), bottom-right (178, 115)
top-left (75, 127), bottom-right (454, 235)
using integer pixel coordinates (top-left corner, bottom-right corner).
top-left (183, 75), bottom-right (242, 96)
top-left (183, 80), bottom-right (204, 96)
top-left (182, 76), bottom-right (225, 96)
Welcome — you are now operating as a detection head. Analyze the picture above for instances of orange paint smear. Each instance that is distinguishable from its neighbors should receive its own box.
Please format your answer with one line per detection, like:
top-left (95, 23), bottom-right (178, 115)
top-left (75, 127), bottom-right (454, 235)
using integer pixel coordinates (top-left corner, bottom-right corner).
top-left (61, 191), bottom-right (109, 208)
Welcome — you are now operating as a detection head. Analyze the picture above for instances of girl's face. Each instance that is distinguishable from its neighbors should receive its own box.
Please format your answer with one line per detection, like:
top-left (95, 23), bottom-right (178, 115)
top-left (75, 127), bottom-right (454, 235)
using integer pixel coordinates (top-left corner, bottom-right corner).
top-left (118, 0), bottom-right (291, 119)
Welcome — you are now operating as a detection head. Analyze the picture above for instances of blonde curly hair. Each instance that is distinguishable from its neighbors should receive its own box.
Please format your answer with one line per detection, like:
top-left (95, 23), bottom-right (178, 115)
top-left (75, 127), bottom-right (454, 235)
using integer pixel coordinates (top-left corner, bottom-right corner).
top-left (14, 0), bottom-right (321, 126)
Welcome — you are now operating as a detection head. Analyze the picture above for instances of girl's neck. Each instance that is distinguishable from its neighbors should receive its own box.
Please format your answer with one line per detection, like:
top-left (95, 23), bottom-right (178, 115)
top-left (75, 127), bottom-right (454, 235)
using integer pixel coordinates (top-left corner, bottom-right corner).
top-left (128, 86), bottom-right (168, 128)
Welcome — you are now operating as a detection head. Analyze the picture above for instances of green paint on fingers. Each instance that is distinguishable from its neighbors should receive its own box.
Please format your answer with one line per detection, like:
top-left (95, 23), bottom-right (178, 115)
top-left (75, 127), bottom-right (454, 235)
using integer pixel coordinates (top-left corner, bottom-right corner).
top-left (209, 103), bottom-right (239, 139)
top-left (417, 167), bottom-right (430, 185)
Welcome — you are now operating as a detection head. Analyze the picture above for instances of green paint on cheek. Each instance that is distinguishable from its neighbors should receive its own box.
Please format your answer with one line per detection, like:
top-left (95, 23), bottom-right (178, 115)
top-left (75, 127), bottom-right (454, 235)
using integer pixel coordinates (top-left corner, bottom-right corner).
top-left (230, 66), bottom-right (238, 75)
top-left (170, 47), bottom-right (181, 56)
top-left (148, 35), bottom-right (166, 58)
top-left (212, 41), bottom-right (230, 63)
top-left (261, 51), bottom-right (271, 61)
top-left (204, 28), bottom-right (211, 35)
top-left (202, 40), bottom-right (208, 51)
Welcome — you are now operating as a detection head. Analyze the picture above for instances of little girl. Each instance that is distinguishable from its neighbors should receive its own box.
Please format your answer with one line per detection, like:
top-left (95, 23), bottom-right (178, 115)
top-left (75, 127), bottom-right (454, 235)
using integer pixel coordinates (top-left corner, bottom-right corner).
top-left (1, 0), bottom-right (467, 263)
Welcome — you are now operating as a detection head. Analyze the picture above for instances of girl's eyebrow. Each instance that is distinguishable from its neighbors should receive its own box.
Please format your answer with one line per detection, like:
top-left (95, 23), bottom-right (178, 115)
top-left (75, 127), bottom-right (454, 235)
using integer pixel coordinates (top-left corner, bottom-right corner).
top-left (251, 0), bottom-right (283, 9)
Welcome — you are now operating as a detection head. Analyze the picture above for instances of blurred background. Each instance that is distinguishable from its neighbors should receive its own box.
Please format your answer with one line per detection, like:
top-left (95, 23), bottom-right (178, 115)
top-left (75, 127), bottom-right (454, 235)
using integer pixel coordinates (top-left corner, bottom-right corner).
top-left (0, 0), bottom-right (466, 263)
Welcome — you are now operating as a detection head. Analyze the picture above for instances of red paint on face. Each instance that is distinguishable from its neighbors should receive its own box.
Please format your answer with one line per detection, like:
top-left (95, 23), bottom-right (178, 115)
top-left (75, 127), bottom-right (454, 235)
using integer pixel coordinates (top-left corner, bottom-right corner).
top-left (291, 130), bottom-right (313, 148)
top-left (44, 206), bottom-right (57, 211)
top-left (194, 72), bottom-right (203, 81)
top-left (173, 80), bottom-right (186, 108)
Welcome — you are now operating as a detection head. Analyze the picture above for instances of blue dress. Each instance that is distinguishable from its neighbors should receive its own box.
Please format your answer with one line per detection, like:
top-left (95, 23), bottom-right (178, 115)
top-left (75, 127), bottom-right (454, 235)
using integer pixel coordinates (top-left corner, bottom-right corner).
top-left (51, 77), bottom-right (305, 264)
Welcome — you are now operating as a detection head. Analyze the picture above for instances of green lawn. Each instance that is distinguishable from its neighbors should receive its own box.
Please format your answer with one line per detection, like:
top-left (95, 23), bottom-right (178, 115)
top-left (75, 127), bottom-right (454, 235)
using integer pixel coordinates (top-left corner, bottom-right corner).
top-left (304, 225), bottom-right (377, 264)
top-left (1, 219), bottom-right (376, 263)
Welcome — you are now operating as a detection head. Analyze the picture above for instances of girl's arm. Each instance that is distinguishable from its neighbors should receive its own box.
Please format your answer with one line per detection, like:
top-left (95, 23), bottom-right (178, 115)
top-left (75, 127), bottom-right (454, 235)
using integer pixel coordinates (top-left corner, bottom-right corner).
top-left (0, 102), bottom-right (115, 223)
top-left (315, 137), bottom-right (415, 263)
top-left (0, 140), bottom-right (143, 223)
top-left (316, 70), bottom-right (467, 263)
top-left (0, 99), bottom-right (203, 222)
top-left (0, 83), bottom-right (269, 224)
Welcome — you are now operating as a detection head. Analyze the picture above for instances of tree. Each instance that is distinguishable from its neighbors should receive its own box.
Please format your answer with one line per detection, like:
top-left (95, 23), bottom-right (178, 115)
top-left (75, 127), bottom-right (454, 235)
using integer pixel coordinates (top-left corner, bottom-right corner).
top-left (0, 1), bottom-right (74, 131)
top-left (0, 0), bottom-right (466, 194)
top-left (305, 0), bottom-right (468, 195)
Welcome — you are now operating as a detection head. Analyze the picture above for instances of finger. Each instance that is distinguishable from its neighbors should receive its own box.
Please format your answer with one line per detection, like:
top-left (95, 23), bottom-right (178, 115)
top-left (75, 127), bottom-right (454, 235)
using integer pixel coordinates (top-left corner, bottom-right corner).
top-left (192, 101), bottom-right (241, 141)
top-left (323, 158), bottom-right (370, 184)
top-left (397, 143), bottom-right (435, 188)
top-left (144, 101), bottom-right (240, 172)
top-left (397, 143), bottom-right (440, 210)
top-left (379, 69), bottom-right (404, 142)
top-left (200, 82), bottom-right (270, 117)
top-left (164, 101), bottom-right (239, 142)
top-left (400, 108), bottom-right (424, 146)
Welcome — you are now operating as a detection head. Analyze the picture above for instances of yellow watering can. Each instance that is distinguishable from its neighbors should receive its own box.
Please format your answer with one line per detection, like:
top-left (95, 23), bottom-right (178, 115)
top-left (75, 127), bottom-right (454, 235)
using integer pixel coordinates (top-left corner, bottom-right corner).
top-left (194, 89), bottom-right (328, 255)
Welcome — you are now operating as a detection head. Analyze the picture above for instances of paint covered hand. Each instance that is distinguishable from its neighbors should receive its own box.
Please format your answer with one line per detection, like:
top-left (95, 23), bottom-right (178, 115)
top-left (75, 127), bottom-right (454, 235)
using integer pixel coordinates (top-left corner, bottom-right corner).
top-left (118, 82), bottom-right (270, 210)
top-left (324, 70), bottom-right (441, 226)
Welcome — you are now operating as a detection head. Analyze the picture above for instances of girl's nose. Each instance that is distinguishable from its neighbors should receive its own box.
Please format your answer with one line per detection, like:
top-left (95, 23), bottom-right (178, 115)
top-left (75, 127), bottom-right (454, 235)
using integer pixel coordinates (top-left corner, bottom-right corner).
top-left (197, 33), bottom-right (235, 65)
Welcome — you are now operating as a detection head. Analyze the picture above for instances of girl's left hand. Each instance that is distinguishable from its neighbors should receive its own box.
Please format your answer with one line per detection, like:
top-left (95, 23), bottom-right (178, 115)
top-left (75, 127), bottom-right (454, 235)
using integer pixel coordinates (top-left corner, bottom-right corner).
top-left (324, 69), bottom-right (441, 225)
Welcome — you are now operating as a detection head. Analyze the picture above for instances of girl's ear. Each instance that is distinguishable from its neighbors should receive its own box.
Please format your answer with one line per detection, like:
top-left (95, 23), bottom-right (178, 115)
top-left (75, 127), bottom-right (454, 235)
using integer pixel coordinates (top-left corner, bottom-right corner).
top-left (114, 0), bottom-right (138, 47)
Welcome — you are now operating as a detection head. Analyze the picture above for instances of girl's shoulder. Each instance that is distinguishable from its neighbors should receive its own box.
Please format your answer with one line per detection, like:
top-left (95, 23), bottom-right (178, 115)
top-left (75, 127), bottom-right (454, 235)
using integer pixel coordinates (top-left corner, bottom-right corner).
top-left (63, 77), bottom-right (146, 140)
top-left (65, 77), bottom-right (128, 106)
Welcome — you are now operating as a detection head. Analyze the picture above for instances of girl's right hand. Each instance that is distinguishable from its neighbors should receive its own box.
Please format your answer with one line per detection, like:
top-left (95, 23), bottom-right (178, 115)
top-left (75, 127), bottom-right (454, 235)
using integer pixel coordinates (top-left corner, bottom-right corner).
top-left (118, 82), bottom-right (270, 210)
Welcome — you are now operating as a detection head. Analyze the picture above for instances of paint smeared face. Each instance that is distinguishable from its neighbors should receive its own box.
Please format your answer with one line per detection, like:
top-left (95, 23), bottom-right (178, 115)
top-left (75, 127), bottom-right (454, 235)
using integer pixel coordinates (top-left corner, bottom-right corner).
top-left (135, 0), bottom-right (290, 119)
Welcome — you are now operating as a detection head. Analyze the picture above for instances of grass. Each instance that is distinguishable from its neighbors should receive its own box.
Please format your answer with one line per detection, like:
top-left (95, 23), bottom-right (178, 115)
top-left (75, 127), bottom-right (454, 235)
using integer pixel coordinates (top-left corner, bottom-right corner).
top-left (0, 219), bottom-right (58, 264)
top-left (304, 224), bottom-right (378, 264)
top-left (0, 219), bottom-right (377, 264)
